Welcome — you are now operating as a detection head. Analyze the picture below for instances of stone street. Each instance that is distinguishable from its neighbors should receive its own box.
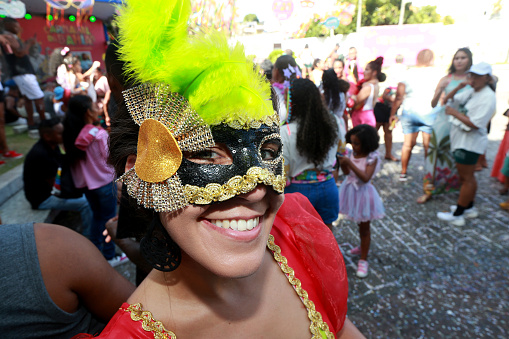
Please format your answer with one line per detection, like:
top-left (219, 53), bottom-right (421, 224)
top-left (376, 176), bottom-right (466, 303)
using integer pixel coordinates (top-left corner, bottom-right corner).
top-left (335, 111), bottom-right (509, 338)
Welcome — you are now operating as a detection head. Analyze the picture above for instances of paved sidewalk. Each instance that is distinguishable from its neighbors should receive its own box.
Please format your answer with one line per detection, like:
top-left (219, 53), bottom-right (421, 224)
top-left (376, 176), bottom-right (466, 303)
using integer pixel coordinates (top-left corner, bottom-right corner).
top-left (334, 113), bottom-right (509, 338)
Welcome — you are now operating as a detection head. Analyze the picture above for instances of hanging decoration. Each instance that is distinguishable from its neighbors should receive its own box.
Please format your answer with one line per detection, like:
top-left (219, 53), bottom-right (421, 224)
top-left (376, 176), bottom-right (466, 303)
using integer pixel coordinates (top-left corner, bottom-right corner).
top-left (189, 0), bottom-right (237, 35)
top-left (45, 0), bottom-right (94, 26)
top-left (272, 0), bottom-right (294, 21)
top-left (0, 0), bottom-right (26, 18)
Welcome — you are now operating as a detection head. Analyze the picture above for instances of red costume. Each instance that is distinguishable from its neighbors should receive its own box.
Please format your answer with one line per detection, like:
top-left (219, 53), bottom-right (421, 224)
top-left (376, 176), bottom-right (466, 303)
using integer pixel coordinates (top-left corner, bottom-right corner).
top-left (73, 193), bottom-right (348, 338)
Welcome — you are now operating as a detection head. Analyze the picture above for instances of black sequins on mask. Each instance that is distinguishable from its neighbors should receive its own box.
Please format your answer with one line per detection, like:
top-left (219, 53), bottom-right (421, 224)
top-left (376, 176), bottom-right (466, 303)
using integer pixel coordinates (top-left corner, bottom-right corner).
top-left (177, 124), bottom-right (283, 195)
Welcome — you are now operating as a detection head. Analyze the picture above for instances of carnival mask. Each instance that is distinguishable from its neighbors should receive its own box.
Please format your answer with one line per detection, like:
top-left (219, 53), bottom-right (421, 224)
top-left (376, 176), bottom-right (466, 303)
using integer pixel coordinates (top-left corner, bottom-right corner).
top-left (119, 84), bottom-right (285, 212)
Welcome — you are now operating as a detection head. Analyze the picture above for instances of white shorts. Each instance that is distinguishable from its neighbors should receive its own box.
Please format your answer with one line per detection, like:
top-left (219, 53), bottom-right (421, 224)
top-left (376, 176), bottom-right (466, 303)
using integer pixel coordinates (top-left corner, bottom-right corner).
top-left (12, 74), bottom-right (44, 100)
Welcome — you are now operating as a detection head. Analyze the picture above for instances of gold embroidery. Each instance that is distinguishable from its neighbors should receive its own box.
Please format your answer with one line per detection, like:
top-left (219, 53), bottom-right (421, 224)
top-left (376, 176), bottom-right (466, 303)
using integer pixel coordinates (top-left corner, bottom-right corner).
top-left (225, 112), bottom-right (280, 130)
top-left (267, 235), bottom-right (335, 339)
top-left (125, 303), bottom-right (176, 339)
top-left (184, 167), bottom-right (286, 204)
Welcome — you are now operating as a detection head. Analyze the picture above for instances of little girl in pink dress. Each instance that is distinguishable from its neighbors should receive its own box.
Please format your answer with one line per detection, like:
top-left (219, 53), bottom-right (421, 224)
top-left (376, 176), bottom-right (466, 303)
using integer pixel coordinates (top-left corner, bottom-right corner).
top-left (338, 124), bottom-right (385, 278)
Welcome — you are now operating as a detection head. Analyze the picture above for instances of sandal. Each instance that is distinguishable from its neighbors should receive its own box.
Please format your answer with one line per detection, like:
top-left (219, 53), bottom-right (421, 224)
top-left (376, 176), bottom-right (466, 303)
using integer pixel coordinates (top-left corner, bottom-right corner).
top-left (399, 173), bottom-right (407, 182)
top-left (417, 194), bottom-right (432, 204)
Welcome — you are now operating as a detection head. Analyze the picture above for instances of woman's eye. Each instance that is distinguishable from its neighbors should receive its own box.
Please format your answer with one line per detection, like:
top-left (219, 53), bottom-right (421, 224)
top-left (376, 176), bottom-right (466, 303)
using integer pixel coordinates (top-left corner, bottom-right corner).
top-left (183, 144), bottom-right (233, 165)
top-left (188, 150), bottom-right (218, 160)
top-left (260, 141), bottom-right (281, 161)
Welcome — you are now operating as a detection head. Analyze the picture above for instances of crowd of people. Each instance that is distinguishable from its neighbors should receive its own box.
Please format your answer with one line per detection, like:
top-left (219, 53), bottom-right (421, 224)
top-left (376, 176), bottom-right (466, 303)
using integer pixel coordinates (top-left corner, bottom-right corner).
top-left (0, 0), bottom-right (507, 337)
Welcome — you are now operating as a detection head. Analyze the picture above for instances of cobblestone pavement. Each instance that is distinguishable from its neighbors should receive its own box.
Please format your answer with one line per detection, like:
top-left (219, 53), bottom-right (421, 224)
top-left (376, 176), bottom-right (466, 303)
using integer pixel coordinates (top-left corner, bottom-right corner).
top-left (334, 114), bottom-right (509, 338)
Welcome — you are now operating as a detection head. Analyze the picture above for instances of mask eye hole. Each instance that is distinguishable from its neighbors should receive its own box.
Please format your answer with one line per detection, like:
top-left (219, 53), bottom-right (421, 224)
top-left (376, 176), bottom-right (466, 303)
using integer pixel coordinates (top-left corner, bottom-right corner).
top-left (183, 143), bottom-right (233, 165)
top-left (258, 133), bottom-right (282, 163)
top-left (260, 140), bottom-right (281, 161)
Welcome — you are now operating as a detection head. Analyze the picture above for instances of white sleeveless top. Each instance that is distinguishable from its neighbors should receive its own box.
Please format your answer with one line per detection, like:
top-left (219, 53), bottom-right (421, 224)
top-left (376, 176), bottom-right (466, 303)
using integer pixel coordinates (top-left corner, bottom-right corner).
top-left (362, 83), bottom-right (375, 111)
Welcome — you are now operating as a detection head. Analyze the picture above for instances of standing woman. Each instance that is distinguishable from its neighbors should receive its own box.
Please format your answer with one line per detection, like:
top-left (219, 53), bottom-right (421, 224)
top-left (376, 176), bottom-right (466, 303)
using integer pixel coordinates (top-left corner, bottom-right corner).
top-left (351, 57), bottom-right (386, 128)
top-left (418, 48), bottom-right (472, 203)
top-left (389, 49), bottom-right (437, 182)
top-left (437, 62), bottom-right (496, 226)
top-left (282, 78), bottom-right (341, 229)
top-left (63, 95), bottom-right (118, 262)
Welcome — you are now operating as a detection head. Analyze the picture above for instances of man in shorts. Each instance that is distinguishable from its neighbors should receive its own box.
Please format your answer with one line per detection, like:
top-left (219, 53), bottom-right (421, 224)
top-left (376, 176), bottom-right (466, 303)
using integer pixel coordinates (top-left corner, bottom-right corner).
top-left (1, 17), bottom-right (45, 130)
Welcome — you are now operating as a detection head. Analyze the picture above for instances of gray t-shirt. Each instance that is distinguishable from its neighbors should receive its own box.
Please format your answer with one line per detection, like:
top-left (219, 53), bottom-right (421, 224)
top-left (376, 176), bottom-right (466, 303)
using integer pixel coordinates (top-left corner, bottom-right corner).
top-left (0, 223), bottom-right (104, 338)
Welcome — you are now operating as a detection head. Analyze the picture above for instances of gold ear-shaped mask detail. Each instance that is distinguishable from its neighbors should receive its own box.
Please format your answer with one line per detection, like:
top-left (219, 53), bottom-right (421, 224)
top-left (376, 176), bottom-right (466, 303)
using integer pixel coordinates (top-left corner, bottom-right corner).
top-left (136, 118), bottom-right (182, 183)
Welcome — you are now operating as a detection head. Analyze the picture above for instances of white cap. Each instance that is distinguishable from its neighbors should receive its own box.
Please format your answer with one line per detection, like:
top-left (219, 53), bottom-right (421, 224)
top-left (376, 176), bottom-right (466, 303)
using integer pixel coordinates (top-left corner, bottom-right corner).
top-left (468, 62), bottom-right (492, 76)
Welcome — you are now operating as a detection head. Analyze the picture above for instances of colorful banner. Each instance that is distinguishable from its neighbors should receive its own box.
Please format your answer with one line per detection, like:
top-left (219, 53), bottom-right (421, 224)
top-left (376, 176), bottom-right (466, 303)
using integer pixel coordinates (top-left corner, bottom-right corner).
top-left (17, 16), bottom-right (106, 81)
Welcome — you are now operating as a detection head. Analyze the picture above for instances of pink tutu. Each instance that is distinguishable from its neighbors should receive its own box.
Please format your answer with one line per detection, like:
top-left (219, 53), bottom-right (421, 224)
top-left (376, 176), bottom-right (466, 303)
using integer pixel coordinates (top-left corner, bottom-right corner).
top-left (338, 151), bottom-right (384, 223)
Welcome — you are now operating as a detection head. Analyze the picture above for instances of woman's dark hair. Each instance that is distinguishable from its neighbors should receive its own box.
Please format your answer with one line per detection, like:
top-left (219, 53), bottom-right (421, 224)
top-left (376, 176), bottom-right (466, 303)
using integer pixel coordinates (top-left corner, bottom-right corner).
top-left (334, 58), bottom-right (344, 68)
top-left (62, 95), bottom-right (92, 164)
top-left (345, 124), bottom-right (379, 155)
top-left (338, 79), bottom-right (350, 93)
top-left (290, 78), bottom-right (338, 167)
top-left (322, 69), bottom-right (340, 111)
top-left (274, 54), bottom-right (297, 72)
top-left (274, 54), bottom-right (300, 84)
top-left (312, 58), bottom-right (321, 70)
top-left (448, 47), bottom-right (473, 75)
top-left (367, 57), bottom-right (386, 82)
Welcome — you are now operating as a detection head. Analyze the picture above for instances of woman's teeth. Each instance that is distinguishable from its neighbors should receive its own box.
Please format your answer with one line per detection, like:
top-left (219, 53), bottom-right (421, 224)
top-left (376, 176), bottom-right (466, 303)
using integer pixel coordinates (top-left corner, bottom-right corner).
top-left (210, 217), bottom-right (260, 231)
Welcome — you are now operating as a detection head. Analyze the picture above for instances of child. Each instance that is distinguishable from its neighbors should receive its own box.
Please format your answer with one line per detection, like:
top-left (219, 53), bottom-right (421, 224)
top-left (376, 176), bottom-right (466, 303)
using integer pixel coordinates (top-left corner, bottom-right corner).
top-left (338, 124), bottom-right (385, 278)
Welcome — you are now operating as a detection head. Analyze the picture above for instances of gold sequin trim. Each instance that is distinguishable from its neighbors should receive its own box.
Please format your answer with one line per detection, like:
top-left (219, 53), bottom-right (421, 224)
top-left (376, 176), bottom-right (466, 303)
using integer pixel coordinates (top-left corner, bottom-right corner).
top-left (125, 303), bottom-right (176, 339)
top-left (224, 111), bottom-right (280, 130)
top-left (258, 132), bottom-right (283, 172)
top-left (267, 235), bottom-right (335, 339)
top-left (123, 83), bottom-right (215, 153)
top-left (118, 168), bottom-right (188, 212)
top-left (183, 167), bottom-right (285, 204)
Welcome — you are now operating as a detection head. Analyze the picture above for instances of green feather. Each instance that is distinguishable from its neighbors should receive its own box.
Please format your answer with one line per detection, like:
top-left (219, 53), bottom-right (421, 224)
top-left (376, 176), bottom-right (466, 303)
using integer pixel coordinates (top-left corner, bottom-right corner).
top-left (117, 0), bottom-right (272, 125)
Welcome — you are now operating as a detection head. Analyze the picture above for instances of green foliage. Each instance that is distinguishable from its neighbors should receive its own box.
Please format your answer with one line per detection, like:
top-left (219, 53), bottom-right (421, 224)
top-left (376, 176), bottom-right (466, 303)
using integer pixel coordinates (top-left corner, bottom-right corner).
top-left (243, 14), bottom-right (259, 23)
top-left (305, 16), bottom-right (329, 37)
top-left (268, 49), bottom-right (284, 64)
top-left (406, 5), bottom-right (441, 24)
top-left (443, 15), bottom-right (455, 25)
top-left (303, 0), bottom-right (454, 37)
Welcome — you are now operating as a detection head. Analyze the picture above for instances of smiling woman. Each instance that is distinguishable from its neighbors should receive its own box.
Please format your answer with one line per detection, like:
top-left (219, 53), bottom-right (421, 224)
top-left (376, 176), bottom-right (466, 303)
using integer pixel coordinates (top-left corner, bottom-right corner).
top-left (72, 0), bottom-right (363, 338)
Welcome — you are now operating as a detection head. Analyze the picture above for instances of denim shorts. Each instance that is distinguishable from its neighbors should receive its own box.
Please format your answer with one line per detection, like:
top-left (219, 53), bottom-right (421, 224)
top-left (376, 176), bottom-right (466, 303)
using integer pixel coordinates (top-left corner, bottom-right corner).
top-left (285, 178), bottom-right (339, 224)
top-left (400, 110), bottom-right (437, 135)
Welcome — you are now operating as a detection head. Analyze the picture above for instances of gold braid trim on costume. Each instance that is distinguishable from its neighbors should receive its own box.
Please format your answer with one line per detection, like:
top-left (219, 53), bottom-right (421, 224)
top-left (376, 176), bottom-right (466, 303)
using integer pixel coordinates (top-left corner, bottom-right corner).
top-left (125, 303), bottom-right (176, 339)
top-left (267, 234), bottom-right (335, 339)
top-left (225, 111), bottom-right (280, 130)
top-left (184, 167), bottom-right (286, 204)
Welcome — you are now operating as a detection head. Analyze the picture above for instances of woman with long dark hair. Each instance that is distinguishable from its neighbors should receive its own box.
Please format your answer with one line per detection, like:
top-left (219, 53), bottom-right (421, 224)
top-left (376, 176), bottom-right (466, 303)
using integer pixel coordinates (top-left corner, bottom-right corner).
top-left (282, 78), bottom-right (341, 229)
top-left (72, 0), bottom-right (363, 337)
top-left (63, 95), bottom-right (118, 263)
